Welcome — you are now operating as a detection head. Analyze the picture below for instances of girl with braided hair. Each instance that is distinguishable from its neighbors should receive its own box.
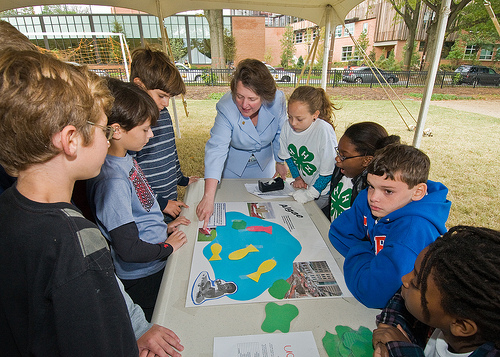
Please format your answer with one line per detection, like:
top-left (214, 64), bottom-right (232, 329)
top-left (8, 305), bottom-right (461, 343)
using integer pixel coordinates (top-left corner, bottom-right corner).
top-left (373, 225), bottom-right (500, 357)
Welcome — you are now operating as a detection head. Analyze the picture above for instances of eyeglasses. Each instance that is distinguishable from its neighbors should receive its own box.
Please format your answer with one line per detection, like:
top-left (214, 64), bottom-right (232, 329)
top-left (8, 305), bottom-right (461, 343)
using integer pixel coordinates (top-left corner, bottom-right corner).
top-left (87, 121), bottom-right (115, 141)
top-left (335, 146), bottom-right (366, 162)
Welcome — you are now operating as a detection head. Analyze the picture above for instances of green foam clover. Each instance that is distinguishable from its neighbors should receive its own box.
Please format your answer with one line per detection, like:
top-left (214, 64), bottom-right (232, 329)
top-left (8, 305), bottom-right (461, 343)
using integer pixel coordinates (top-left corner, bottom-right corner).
top-left (268, 279), bottom-right (291, 299)
top-left (261, 302), bottom-right (298, 333)
top-left (323, 326), bottom-right (374, 357)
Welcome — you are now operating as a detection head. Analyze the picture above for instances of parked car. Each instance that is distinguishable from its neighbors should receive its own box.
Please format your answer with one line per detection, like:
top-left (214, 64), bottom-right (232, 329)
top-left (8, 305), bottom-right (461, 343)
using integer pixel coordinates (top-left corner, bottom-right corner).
top-left (175, 63), bottom-right (204, 82)
top-left (454, 65), bottom-right (500, 86)
top-left (265, 64), bottom-right (296, 83)
top-left (343, 67), bottom-right (399, 84)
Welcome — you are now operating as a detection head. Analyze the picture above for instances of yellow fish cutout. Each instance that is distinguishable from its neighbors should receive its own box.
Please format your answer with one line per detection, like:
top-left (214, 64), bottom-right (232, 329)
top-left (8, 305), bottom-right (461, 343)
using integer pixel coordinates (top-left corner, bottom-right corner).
top-left (247, 259), bottom-right (277, 282)
top-left (228, 244), bottom-right (259, 260)
top-left (209, 243), bottom-right (222, 261)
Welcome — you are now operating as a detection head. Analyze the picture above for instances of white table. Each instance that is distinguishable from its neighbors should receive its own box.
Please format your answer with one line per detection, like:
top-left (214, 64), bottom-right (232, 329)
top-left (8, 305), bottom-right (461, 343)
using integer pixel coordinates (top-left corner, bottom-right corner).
top-left (153, 179), bottom-right (379, 357)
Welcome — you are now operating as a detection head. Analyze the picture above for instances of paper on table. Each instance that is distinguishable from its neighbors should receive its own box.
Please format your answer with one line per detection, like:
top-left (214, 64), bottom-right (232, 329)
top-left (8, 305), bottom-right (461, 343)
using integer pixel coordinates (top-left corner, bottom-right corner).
top-left (198, 202), bottom-right (226, 229)
top-left (213, 331), bottom-right (320, 357)
top-left (245, 179), bottom-right (295, 200)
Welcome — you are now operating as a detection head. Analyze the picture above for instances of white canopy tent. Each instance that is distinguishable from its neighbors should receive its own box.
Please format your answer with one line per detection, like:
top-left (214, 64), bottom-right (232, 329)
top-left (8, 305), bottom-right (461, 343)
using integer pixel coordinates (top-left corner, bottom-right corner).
top-left (0, 0), bottom-right (357, 29)
top-left (0, 0), bottom-right (451, 146)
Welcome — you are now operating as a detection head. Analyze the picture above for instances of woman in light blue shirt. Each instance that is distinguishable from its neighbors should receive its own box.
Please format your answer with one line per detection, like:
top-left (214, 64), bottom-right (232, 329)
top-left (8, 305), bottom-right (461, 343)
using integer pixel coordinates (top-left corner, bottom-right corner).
top-left (197, 59), bottom-right (287, 228)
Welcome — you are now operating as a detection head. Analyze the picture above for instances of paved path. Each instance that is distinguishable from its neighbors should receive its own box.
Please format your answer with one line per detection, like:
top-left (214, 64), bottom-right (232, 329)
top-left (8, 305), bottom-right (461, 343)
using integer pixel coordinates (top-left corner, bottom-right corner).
top-left (430, 100), bottom-right (500, 118)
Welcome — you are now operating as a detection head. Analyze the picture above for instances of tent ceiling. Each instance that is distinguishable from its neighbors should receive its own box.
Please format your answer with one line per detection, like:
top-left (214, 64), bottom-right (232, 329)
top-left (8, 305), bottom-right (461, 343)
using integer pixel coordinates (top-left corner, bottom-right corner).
top-left (0, 0), bottom-right (364, 28)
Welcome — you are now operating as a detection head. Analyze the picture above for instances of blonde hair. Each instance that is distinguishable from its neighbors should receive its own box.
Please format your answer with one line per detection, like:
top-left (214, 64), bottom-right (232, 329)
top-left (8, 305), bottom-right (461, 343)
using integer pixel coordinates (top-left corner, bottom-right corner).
top-left (288, 86), bottom-right (338, 127)
top-left (0, 50), bottom-right (113, 176)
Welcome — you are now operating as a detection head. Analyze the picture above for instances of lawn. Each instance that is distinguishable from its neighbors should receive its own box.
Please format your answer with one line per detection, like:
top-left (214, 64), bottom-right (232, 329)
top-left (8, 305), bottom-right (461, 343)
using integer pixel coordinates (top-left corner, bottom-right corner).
top-left (173, 98), bottom-right (500, 231)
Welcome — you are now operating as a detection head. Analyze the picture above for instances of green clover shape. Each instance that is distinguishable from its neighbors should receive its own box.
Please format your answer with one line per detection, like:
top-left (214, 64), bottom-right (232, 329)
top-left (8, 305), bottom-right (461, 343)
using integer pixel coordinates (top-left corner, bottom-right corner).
top-left (330, 182), bottom-right (352, 220)
top-left (288, 144), bottom-right (317, 177)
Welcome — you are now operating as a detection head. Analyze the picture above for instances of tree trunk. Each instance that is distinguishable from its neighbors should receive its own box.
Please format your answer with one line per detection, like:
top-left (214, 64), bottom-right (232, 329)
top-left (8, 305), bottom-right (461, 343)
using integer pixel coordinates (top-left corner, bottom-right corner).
top-left (422, 18), bottom-right (439, 70)
top-left (204, 9), bottom-right (225, 70)
top-left (403, 0), bottom-right (421, 71)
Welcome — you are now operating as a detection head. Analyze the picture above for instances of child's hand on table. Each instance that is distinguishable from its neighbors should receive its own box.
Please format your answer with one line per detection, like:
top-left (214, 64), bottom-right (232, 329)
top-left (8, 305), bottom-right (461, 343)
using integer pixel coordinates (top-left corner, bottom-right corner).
top-left (137, 324), bottom-right (184, 357)
top-left (291, 176), bottom-right (307, 189)
top-left (163, 200), bottom-right (188, 218)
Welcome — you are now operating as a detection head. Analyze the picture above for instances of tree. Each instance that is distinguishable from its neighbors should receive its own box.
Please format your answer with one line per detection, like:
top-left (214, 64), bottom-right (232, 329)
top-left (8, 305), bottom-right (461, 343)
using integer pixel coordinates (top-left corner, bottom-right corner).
top-left (446, 38), bottom-right (466, 66)
top-left (1, 7), bottom-right (35, 16)
top-left (191, 38), bottom-right (211, 59)
top-left (223, 28), bottom-right (236, 65)
top-left (353, 30), bottom-right (370, 65)
top-left (387, 0), bottom-right (422, 71)
top-left (204, 10), bottom-right (225, 69)
top-left (191, 29), bottom-right (234, 65)
top-left (421, 0), bottom-right (473, 69)
top-left (171, 39), bottom-right (188, 62)
top-left (447, 0), bottom-right (500, 62)
top-left (296, 56), bottom-right (305, 68)
top-left (400, 41), bottom-right (421, 69)
top-left (280, 25), bottom-right (296, 68)
top-left (41, 5), bottom-right (87, 14)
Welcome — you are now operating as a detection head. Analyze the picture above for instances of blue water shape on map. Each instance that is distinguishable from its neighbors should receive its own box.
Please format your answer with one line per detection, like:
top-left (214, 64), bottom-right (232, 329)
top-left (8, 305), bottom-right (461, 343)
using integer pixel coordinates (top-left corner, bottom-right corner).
top-left (202, 211), bottom-right (302, 301)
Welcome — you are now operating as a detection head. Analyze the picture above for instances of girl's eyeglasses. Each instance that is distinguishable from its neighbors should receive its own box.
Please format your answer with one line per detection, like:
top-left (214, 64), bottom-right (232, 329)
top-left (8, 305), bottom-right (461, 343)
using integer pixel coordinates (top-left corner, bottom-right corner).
top-left (87, 121), bottom-right (115, 141)
top-left (335, 146), bottom-right (366, 162)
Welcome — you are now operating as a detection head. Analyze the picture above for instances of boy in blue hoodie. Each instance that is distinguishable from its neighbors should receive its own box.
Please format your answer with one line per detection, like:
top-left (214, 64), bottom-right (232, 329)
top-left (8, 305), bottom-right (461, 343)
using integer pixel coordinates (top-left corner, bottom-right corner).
top-left (329, 143), bottom-right (451, 309)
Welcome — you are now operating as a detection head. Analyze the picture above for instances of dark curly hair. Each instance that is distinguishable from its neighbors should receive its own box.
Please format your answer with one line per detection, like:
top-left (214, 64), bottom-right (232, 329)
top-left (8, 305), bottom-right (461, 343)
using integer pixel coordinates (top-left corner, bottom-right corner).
top-left (416, 226), bottom-right (500, 348)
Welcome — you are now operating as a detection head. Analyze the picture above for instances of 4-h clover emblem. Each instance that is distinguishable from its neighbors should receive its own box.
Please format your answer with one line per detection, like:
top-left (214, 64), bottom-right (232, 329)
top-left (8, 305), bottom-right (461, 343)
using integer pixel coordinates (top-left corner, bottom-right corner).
top-left (330, 182), bottom-right (352, 220)
top-left (288, 144), bottom-right (317, 176)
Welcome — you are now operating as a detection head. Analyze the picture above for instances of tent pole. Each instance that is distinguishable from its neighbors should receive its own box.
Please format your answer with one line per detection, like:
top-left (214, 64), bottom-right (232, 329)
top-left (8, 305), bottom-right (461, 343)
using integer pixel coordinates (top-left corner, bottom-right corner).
top-left (412, 0), bottom-right (451, 148)
top-left (320, 5), bottom-right (333, 90)
top-left (155, 0), bottom-right (182, 138)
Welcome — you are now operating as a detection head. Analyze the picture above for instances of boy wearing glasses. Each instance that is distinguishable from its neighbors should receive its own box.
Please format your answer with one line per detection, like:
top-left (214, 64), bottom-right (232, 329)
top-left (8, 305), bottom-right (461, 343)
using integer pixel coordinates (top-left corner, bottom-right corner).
top-left (329, 143), bottom-right (451, 309)
top-left (0, 50), bottom-right (141, 356)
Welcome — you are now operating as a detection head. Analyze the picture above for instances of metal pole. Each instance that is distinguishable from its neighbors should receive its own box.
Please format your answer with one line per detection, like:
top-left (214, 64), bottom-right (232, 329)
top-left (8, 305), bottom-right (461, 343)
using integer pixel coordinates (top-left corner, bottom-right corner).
top-left (118, 34), bottom-right (130, 81)
top-left (412, 0), bottom-right (452, 148)
top-left (320, 6), bottom-right (333, 90)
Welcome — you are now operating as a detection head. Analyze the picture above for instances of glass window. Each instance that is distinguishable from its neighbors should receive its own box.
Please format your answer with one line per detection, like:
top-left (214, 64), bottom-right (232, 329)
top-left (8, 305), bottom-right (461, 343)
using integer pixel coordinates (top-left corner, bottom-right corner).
top-left (479, 45), bottom-right (493, 60)
top-left (464, 45), bottom-right (477, 60)
top-left (362, 23), bottom-right (368, 33)
top-left (344, 23), bottom-right (354, 37)
top-left (295, 31), bottom-right (303, 43)
top-left (341, 46), bottom-right (353, 61)
top-left (335, 25), bottom-right (342, 38)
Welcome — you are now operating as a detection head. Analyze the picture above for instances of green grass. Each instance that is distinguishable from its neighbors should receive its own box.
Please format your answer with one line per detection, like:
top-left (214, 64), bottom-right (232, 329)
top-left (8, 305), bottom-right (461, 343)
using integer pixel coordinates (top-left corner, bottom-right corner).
top-left (173, 99), bottom-right (500, 231)
top-left (405, 93), bottom-right (477, 100)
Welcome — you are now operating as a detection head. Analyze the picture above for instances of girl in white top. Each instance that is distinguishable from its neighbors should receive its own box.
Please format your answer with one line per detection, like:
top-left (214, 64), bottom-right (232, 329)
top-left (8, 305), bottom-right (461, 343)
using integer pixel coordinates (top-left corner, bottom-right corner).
top-left (279, 86), bottom-right (338, 208)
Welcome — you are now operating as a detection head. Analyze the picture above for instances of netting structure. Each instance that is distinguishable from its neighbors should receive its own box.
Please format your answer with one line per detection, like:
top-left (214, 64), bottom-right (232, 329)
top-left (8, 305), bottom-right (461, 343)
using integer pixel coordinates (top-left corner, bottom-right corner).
top-left (26, 32), bottom-right (131, 80)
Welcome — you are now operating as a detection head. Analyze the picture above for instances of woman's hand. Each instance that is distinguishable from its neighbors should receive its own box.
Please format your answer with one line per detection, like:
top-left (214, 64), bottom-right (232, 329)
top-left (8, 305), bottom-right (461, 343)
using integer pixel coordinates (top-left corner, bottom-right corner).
top-left (167, 216), bottom-right (191, 234)
top-left (196, 195), bottom-right (214, 231)
top-left (291, 176), bottom-right (307, 189)
top-left (196, 178), bottom-right (218, 230)
top-left (274, 162), bottom-right (288, 179)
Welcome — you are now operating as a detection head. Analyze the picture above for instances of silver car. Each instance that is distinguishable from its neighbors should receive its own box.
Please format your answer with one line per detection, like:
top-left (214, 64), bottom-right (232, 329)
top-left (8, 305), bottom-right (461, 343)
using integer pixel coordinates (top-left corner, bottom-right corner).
top-left (343, 67), bottom-right (398, 84)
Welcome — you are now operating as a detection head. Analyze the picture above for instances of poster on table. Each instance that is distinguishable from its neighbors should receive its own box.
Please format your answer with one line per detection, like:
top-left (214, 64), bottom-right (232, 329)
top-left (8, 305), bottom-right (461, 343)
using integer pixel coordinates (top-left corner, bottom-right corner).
top-left (187, 201), bottom-right (351, 307)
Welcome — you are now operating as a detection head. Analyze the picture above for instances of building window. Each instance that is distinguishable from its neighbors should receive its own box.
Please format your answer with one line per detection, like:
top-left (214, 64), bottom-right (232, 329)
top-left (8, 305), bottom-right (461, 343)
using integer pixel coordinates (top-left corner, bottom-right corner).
top-left (313, 28), bottom-right (319, 40)
top-left (344, 23), bottom-right (354, 37)
top-left (464, 45), bottom-right (477, 60)
top-left (341, 46), bottom-right (353, 61)
top-left (479, 45), bottom-right (493, 60)
top-left (362, 23), bottom-right (368, 34)
top-left (295, 31), bottom-right (303, 43)
top-left (335, 25), bottom-right (342, 38)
